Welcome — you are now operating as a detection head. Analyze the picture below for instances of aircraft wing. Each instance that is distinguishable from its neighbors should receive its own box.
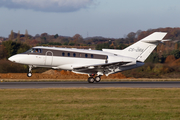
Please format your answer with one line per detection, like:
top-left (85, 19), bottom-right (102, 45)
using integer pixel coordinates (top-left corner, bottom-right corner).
top-left (72, 61), bottom-right (131, 75)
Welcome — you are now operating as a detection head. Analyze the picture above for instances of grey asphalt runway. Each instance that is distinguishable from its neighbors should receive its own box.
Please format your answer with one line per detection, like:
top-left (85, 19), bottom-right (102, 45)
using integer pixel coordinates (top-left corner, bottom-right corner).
top-left (0, 81), bottom-right (180, 89)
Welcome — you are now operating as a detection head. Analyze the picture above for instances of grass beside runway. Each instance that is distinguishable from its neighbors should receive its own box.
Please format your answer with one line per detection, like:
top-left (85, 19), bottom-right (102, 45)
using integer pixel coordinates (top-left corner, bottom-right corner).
top-left (0, 88), bottom-right (180, 120)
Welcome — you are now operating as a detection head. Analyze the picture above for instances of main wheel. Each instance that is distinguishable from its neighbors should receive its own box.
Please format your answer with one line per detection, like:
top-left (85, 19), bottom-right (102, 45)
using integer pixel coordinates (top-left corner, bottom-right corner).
top-left (95, 76), bottom-right (101, 82)
top-left (88, 77), bottom-right (95, 83)
top-left (27, 72), bottom-right (32, 77)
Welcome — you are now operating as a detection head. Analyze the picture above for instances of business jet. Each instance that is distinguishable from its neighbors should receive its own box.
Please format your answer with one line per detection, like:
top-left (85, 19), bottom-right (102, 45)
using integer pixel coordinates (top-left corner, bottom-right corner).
top-left (8, 32), bottom-right (169, 83)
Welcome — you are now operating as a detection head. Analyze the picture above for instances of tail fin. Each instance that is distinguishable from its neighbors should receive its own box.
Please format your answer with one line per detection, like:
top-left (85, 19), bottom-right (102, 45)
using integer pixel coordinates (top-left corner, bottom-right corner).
top-left (103, 32), bottom-right (167, 62)
top-left (122, 32), bottom-right (167, 62)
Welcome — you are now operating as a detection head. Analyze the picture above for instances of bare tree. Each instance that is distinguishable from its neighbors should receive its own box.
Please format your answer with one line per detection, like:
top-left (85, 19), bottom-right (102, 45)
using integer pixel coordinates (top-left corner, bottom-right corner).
top-left (25, 29), bottom-right (28, 42)
top-left (17, 30), bottom-right (20, 43)
top-left (10, 30), bottom-right (14, 40)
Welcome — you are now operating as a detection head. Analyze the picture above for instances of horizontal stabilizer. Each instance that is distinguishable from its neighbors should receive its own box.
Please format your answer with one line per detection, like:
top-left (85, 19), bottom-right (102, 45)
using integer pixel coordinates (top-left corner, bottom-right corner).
top-left (141, 32), bottom-right (167, 42)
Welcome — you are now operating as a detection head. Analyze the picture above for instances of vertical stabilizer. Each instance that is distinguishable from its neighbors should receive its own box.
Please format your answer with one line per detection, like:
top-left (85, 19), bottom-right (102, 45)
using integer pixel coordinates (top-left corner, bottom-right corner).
top-left (121, 32), bottom-right (167, 62)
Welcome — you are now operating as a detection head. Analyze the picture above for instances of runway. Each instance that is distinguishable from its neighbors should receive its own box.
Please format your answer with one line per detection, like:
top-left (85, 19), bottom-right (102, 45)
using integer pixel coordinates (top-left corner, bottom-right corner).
top-left (0, 81), bottom-right (180, 89)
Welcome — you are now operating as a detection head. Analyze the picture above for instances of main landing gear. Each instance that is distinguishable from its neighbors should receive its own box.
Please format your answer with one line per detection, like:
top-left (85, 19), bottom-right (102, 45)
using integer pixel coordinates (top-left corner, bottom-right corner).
top-left (27, 65), bottom-right (33, 77)
top-left (88, 74), bottom-right (101, 83)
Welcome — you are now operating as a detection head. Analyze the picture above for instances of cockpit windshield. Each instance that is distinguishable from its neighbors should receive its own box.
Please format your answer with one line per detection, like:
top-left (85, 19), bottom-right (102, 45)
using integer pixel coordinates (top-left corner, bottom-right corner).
top-left (26, 48), bottom-right (42, 53)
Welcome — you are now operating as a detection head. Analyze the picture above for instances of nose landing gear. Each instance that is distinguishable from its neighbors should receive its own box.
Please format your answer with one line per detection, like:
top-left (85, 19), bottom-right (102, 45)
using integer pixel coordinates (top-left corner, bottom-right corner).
top-left (27, 65), bottom-right (33, 77)
top-left (27, 72), bottom-right (32, 77)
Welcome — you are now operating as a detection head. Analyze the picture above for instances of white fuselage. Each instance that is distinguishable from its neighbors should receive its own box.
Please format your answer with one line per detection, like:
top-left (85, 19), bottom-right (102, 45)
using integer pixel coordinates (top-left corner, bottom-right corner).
top-left (8, 46), bottom-right (143, 76)
top-left (7, 32), bottom-right (168, 81)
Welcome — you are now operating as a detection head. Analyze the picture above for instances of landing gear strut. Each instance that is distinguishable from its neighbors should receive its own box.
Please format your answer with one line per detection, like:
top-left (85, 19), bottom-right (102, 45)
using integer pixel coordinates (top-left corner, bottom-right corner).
top-left (27, 65), bottom-right (33, 77)
top-left (88, 74), bottom-right (101, 83)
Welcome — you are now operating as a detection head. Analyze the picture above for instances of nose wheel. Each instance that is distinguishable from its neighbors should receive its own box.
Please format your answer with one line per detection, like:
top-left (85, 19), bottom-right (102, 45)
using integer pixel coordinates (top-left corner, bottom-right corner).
top-left (27, 65), bottom-right (33, 77)
top-left (27, 72), bottom-right (32, 77)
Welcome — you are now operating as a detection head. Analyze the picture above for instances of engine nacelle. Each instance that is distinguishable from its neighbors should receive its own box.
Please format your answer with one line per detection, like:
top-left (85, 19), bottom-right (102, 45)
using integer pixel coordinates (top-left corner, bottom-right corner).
top-left (108, 54), bottom-right (136, 66)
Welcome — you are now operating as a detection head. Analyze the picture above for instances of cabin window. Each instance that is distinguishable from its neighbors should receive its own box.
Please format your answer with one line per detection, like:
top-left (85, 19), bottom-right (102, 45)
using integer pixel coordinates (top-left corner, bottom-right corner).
top-left (91, 54), bottom-right (94, 58)
top-left (85, 54), bottom-right (88, 58)
top-left (27, 49), bottom-right (33, 53)
top-left (26, 48), bottom-right (41, 53)
top-left (62, 52), bottom-right (65, 56)
top-left (79, 54), bottom-right (82, 57)
top-left (35, 49), bottom-right (41, 53)
top-left (73, 53), bottom-right (76, 57)
top-left (68, 53), bottom-right (70, 57)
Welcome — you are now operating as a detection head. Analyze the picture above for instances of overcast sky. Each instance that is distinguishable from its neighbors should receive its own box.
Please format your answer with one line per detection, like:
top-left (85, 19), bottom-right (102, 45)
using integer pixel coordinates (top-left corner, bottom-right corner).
top-left (1, 0), bottom-right (180, 38)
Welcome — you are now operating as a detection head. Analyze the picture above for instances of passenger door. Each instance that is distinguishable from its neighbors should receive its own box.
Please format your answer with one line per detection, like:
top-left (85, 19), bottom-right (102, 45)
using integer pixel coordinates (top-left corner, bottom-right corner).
top-left (45, 51), bottom-right (53, 66)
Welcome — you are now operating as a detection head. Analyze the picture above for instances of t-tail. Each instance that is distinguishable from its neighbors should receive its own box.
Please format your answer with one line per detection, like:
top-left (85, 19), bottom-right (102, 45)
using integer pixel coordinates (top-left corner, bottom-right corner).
top-left (103, 32), bottom-right (168, 62)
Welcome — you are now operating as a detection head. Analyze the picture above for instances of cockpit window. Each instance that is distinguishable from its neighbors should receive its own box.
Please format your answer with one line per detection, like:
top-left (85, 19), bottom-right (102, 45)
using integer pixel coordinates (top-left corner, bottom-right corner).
top-left (26, 48), bottom-right (42, 53)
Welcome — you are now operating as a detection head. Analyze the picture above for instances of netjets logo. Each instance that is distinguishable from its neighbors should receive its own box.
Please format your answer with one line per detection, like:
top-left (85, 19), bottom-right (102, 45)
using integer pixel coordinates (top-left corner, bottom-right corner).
top-left (128, 47), bottom-right (144, 52)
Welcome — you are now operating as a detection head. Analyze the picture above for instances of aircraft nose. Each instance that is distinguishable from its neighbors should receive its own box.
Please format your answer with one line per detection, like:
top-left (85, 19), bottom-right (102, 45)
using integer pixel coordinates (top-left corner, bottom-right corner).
top-left (8, 56), bottom-right (15, 62)
top-left (8, 55), bottom-right (20, 63)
